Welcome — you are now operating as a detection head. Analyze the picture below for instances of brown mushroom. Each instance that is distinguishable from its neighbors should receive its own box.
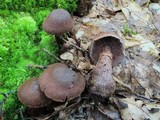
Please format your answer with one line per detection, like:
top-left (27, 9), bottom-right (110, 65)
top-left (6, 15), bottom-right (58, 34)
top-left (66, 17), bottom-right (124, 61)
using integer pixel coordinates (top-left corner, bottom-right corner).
top-left (89, 33), bottom-right (124, 97)
top-left (42, 9), bottom-right (74, 49)
top-left (39, 63), bottom-right (85, 102)
top-left (17, 78), bottom-right (52, 108)
top-left (42, 9), bottom-right (74, 35)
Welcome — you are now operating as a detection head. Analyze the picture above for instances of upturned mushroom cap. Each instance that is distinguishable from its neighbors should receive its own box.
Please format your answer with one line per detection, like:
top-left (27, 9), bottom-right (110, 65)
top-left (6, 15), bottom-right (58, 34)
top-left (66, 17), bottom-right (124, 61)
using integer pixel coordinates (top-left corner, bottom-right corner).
top-left (42, 9), bottom-right (74, 35)
top-left (18, 78), bottom-right (52, 108)
top-left (39, 63), bottom-right (85, 102)
top-left (90, 33), bottom-right (124, 66)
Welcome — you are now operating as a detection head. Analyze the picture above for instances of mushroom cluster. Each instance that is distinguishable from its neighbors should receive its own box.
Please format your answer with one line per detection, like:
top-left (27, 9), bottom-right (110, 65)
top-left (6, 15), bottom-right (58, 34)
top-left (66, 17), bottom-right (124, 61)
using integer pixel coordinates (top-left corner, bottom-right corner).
top-left (17, 9), bottom-right (79, 108)
top-left (17, 8), bottom-right (125, 117)
top-left (18, 63), bottom-right (85, 108)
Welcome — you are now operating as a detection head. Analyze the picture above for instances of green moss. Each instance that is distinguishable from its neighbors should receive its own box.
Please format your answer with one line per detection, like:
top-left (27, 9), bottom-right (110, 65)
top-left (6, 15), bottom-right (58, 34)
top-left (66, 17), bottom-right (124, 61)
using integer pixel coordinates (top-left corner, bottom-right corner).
top-left (56, 0), bottom-right (78, 13)
top-left (0, 0), bottom-right (78, 14)
top-left (122, 24), bottom-right (138, 36)
top-left (14, 16), bottom-right (37, 33)
top-left (33, 10), bottom-right (51, 27)
top-left (0, 10), bottom-right (57, 119)
top-left (0, 0), bottom-right (78, 119)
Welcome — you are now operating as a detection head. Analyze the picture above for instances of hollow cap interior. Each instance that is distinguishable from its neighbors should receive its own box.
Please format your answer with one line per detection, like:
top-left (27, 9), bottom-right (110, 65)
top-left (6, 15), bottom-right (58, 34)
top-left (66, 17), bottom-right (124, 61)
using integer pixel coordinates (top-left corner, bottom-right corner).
top-left (90, 32), bottom-right (124, 66)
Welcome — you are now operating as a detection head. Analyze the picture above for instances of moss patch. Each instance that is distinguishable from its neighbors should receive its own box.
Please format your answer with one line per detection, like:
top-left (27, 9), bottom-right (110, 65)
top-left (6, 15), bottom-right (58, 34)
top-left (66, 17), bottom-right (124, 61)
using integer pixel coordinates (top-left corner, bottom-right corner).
top-left (0, 0), bottom-right (77, 119)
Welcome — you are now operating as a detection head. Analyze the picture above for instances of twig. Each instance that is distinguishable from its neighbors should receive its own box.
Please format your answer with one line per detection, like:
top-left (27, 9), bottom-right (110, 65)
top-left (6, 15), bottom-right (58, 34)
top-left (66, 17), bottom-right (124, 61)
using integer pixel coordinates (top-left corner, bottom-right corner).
top-left (0, 90), bottom-right (16, 118)
top-left (43, 48), bottom-right (79, 72)
top-left (27, 64), bottom-right (47, 69)
top-left (0, 99), bottom-right (4, 119)
top-left (67, 33), bottom-right (80, 46)
top-left (60, 37), bottom-right (88, 53)
top-left (132, 92), bottom-right (155, 102)
top-left (19, 108), bottom-right (25, 120)
top-left (42, 48), bottom-right (64, 63)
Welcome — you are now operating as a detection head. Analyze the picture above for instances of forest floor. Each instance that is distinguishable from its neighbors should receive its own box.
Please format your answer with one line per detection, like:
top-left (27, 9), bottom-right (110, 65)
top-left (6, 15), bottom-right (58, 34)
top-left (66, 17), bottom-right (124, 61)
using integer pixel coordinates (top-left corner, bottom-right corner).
top-left (5, 0), bottom-right (160, 120)
top-left (58, 0), bottom-right (160, 120)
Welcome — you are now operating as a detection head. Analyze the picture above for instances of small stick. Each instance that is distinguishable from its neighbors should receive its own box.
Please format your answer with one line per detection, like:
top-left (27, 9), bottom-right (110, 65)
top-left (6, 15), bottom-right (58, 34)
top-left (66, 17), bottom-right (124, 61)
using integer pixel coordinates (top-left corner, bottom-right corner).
top-left (19, 108), bottom-right (25, 120)
top-left (60, 37), bottom-right (88, 53)
top-left (42, 48), bottom-right (64, 63)
top-left (67, 33), bottom-right (80, 46)
top-left (27, 64), bottom-right (47, 69)
top-left (0, 90), bottom-right (16, 118)
top-left (133, 92), bottom-right (156, 102)
top-left (43, 48), bottom-right (79, 71)
top-left (0, 99), bottom-right (4, 119)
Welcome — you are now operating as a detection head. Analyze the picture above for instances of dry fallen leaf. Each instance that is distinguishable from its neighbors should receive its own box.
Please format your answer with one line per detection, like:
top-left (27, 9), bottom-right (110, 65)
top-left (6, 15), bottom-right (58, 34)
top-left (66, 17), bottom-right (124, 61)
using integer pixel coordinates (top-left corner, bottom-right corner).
top-left (124, 34), bottom-right (159, 57)
top-left (97, 103), bottom-right (121, 120)
top-left (60, 49), bottom-right (75, 61)
top-left (119, 97), bottom-right (160, 120)
top-left (135, 0), bottom-right (148, 6)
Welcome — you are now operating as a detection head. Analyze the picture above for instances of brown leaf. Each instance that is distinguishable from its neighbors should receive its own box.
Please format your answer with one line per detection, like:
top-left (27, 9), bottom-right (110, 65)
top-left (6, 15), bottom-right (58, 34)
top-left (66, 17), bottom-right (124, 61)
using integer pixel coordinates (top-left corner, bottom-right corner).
top-left (135, 0), bottom-right (148, 6)
top-left (97, 104), bottom-right (121, 120)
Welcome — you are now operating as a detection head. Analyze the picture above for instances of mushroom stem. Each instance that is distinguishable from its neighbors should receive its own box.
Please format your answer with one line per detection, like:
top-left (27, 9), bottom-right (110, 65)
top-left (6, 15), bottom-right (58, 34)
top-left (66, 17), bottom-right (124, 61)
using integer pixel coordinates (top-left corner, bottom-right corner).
top-left (90, 47), bottom-right (115, 97)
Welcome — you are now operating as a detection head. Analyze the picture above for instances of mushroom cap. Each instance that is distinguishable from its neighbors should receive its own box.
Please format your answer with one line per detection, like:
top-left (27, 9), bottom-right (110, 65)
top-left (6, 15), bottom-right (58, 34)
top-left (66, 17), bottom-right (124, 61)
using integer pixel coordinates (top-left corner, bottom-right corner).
top-left (18, 78), bottom-right (52, 108)
top-left (90, 33), bottom-right (124, 66)
top-left (42, 9), bottom-right (74, 35)
top-left (39, 63), bottom-right (85, 102)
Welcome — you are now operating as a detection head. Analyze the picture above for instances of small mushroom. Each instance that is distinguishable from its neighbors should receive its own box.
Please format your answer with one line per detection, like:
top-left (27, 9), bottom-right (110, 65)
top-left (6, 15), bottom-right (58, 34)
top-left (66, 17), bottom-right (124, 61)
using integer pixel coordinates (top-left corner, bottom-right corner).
top-left (42, 9), bottom-right (74, 35)
top-left (39, 63), bottom-right (85, 102)
top-left (42, 9), bottom-right (74, 48)
top-left (18, 78), bottom-right (52, 108)
top-left (89, 33), bottom-right (124, 97)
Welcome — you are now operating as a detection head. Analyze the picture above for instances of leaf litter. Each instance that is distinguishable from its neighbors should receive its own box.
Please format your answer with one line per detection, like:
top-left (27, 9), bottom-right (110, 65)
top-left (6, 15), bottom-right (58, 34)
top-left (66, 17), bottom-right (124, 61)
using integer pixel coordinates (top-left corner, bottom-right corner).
top-left (19, 0), bottom-right (160, 119)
